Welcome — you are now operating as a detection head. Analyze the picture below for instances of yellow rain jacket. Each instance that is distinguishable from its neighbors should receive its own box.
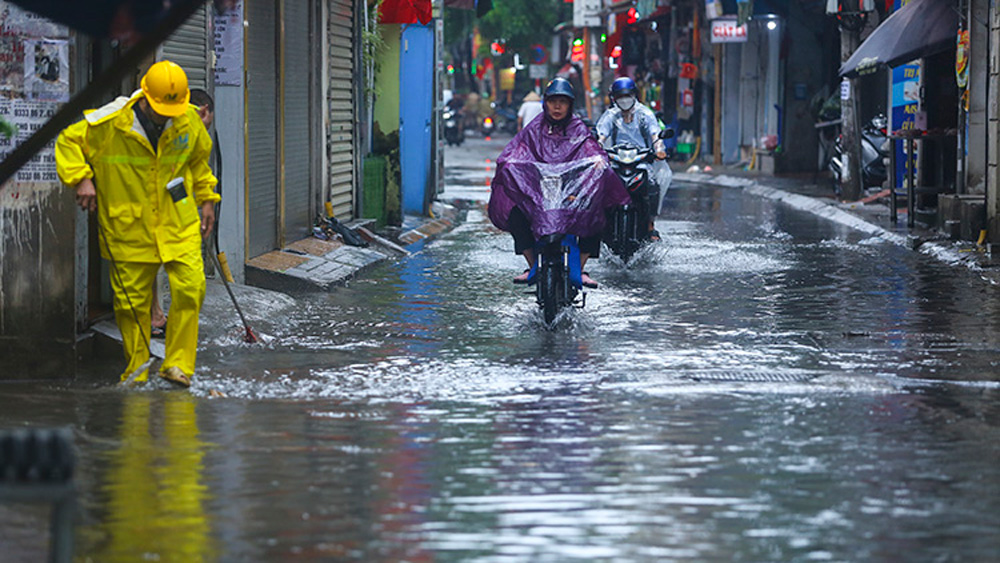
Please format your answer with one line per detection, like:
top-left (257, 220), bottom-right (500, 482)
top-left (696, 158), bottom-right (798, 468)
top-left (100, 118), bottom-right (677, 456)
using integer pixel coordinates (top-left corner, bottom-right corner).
top-left (56, 91), bottom-right (219, 263)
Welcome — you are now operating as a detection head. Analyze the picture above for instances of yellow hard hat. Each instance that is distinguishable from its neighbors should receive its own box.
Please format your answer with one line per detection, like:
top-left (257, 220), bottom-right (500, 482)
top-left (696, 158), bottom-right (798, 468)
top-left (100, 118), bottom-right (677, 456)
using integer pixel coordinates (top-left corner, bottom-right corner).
top-left (141, 60), bottom-right (190, 117)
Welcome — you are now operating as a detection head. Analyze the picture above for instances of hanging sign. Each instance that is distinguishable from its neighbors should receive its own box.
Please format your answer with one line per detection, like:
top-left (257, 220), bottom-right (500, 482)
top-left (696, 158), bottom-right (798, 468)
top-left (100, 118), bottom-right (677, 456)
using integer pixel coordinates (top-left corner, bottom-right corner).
top-left (710, 18), bottom-right (748, 43)
top-left (499, 67), bottom-right (516, 91)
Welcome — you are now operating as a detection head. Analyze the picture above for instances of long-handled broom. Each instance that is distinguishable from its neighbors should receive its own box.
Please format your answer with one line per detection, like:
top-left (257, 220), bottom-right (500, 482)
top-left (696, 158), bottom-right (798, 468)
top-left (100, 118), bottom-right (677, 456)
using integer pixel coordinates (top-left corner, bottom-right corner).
top-left (210, 251), bottom-right (258, 344)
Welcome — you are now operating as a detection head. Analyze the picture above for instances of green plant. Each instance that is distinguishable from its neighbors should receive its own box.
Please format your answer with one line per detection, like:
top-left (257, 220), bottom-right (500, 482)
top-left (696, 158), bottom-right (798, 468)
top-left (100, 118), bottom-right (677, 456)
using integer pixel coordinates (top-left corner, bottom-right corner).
top-left (361, 0), bottom-right (386, 101)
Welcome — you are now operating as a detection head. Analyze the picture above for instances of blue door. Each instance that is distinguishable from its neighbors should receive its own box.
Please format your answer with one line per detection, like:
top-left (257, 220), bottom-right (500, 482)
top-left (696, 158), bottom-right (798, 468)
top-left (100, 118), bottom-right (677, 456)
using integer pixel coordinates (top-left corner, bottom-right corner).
top-left (400, 24), bottom-right (434, 216)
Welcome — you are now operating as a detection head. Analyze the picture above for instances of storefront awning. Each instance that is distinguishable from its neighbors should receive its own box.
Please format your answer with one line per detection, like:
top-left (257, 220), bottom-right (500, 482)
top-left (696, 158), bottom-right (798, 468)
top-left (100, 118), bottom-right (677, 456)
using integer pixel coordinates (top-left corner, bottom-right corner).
top-left (379, 0), bottom-right (433, 25)
top-left (839, 0), bottom-right (958, 78)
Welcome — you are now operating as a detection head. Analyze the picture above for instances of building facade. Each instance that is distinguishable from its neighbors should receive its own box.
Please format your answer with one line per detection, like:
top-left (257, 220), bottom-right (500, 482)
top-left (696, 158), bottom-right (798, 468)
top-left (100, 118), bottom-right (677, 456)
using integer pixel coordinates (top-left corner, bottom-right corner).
top-left (0, 0), bottom-right (367, 379)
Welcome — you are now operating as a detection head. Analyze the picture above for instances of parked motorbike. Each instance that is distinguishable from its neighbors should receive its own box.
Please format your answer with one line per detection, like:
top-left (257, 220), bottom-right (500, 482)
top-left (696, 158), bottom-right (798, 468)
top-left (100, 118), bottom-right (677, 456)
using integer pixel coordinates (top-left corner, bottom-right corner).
top-left (827, 114), bottom-right (888, 190)
top-left (444, 108), bottom-right (463, 146)
top-left (518, 234), bottom-right (586, 326)
top-left (602, 129), bottom-right (674, 263)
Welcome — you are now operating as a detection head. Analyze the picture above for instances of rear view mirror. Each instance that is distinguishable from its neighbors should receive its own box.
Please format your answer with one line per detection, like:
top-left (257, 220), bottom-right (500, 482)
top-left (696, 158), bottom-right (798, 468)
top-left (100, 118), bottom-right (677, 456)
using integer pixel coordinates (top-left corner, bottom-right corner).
top-left (659, 128), bottom-right (675, 140)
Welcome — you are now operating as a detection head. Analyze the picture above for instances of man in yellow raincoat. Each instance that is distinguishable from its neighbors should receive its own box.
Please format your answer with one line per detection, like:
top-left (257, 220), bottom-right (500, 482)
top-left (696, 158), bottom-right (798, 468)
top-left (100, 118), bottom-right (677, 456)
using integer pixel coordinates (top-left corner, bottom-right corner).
top-left (56, 61), bottom-right (219, 387)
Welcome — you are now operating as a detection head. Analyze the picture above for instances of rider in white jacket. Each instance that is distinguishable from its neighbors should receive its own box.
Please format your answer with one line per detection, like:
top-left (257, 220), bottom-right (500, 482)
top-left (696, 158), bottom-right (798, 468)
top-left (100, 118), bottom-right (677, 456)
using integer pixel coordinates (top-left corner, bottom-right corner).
top-left (595, 77), bottom-right (672, 240)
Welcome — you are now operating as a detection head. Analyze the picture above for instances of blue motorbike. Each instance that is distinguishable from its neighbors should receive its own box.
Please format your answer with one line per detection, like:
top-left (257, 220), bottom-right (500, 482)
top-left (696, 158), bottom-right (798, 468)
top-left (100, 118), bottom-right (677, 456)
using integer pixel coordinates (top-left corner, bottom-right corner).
top-left (520, 234), bottom-right (585, 325)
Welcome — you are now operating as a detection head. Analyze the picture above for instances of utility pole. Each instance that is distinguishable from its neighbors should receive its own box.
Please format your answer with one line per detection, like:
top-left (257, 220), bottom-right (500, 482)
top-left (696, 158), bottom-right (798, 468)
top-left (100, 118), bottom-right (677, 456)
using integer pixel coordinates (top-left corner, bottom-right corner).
top-left (713, 43), bottom-right (722, 166)
top-left (839, 28), bottom-right (862, 201)
top-left (582, 27), bottom-right (593, 120)
top-left (988, 4), bottom-right (1000, 245)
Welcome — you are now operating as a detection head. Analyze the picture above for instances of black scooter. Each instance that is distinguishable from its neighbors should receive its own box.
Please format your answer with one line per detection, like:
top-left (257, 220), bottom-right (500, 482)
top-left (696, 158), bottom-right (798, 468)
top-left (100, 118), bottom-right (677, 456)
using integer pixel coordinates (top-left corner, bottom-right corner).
top-left (602, 128), bottom-right (673, 262)
top-left (828, 114), bottom-right (888, 190)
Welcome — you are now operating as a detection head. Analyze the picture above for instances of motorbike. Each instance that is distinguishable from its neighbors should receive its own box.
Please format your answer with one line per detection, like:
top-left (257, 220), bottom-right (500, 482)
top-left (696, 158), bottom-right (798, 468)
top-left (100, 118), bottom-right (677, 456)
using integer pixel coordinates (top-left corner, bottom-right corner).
top-left (602, 129), bottom-right (674, 263)
top-left (827, 114), bottom-right (888, 190)
top-left (519, 234), bottom-right (586, 326)
top-left (481, 115), bottom-right (495, 137)
top-left (491, 102), bottom-right (519, 135)
top-left (443, 108), bottom-right (463, 146)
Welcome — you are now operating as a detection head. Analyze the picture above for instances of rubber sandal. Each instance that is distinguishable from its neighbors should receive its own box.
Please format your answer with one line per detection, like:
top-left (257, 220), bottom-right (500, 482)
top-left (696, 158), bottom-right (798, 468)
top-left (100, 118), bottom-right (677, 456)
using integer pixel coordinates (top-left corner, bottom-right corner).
top-left (150, 322), bottom-right (166, 338)
top-left (648, 229), bottom-right (661, 242)
top-left (159, 366), bottom-right (191, 388)
top-left (581, 272), bottom-right (599, 289)
top-left (513, 269), bottom-right (531, 284)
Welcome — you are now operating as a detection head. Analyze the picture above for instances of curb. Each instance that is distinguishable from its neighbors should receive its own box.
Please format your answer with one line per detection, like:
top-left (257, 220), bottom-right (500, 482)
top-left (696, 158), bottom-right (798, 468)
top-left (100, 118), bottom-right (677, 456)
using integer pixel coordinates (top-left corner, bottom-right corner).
top-left (397, 202), bottom-right (463, 248)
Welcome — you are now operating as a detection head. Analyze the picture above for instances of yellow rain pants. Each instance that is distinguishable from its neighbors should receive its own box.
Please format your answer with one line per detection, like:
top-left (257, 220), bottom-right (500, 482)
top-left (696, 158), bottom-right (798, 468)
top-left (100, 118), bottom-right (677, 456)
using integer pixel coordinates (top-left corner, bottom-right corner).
top-left (109, 246), bottom-right (205, 382)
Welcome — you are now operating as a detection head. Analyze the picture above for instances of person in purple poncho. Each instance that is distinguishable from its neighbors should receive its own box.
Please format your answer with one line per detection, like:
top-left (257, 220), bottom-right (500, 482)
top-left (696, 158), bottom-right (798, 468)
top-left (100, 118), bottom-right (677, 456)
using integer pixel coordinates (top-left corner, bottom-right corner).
top-left (488, 78), bottom-right (629, 288)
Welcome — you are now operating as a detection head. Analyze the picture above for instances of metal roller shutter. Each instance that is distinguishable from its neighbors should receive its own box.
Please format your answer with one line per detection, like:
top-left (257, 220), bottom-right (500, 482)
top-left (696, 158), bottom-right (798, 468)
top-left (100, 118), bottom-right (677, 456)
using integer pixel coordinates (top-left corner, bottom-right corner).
top-left (328, 0), bottom-right (355, 220)
top-left (247, 1), bottom-right (279, 257)
top-left (160, 3), bottom-right (211, 89)
top-left (283, 0), bottom-right (315, 241)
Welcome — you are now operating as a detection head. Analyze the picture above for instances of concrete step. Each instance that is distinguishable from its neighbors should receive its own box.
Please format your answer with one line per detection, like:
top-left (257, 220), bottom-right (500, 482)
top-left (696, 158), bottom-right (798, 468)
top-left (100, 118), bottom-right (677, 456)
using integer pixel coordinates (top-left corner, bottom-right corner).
top-left (245, 237), bottom-right (387, 293)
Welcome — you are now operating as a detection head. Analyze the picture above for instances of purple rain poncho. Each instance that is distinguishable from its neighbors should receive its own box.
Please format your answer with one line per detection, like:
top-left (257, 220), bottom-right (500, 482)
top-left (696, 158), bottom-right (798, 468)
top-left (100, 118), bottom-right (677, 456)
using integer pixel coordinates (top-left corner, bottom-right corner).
top-left (488, 114), bottom-right (628, 240)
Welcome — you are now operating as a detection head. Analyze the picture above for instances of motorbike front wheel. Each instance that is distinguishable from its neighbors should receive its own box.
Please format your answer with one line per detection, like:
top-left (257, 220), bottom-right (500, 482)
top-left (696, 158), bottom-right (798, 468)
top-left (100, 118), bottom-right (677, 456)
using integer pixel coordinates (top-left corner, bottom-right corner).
top-left (540, 264), bottom-right (561, 325)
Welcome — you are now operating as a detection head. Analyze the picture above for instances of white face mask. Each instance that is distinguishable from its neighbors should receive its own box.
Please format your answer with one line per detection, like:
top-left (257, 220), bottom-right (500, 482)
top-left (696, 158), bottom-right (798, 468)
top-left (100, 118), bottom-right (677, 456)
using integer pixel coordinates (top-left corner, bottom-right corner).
top-left (616, 95), bottom-right (636, 111)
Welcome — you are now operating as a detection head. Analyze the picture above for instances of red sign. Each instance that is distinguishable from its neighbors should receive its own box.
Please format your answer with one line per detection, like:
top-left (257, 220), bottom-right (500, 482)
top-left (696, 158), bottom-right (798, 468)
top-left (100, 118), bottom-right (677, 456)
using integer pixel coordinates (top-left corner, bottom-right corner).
top-left (710, 19), bottom-right (748, 43)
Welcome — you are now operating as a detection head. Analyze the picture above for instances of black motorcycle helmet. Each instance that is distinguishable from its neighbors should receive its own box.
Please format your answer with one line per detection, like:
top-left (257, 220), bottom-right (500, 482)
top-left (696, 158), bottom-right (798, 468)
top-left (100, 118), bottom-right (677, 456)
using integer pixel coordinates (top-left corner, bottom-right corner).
top-left (542, 77), bottom-right (575, 128)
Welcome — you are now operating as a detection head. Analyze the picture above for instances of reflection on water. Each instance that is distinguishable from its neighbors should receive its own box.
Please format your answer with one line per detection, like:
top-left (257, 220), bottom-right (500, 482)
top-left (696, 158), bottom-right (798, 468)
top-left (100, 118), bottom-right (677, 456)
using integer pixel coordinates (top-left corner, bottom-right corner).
top-left (83, 393), bottom-right (215, 562)
top-left (2, 183), bottom-right (1000, 561)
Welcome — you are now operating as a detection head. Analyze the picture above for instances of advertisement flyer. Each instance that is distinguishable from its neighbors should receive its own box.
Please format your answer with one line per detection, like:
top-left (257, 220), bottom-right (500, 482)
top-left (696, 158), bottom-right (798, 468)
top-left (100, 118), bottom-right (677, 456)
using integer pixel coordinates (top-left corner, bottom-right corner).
top-left (213, 1), bottom-right (242, 86)
top-left (0, 99), bottom-right (60, 184)
top-left (25, 39), bottom-right (68, 102)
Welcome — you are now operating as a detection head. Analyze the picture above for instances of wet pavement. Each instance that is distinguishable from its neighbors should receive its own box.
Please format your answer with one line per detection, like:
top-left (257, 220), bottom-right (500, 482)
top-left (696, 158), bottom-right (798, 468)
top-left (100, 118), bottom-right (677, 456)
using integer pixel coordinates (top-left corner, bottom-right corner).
top-left (2, 134), bottom-right (999, 561)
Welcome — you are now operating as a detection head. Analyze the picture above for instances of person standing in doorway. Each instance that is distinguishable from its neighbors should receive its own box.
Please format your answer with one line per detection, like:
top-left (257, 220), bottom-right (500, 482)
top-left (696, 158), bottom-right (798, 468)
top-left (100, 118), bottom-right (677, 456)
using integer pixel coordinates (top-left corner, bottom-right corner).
top-left (57, 61), bottom-right (218, 387)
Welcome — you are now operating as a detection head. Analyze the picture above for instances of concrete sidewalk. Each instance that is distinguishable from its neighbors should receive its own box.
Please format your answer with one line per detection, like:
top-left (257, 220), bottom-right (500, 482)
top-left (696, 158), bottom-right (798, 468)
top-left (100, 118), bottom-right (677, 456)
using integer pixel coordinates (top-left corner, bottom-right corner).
top-left (243, 201), bottom-right (462, 293)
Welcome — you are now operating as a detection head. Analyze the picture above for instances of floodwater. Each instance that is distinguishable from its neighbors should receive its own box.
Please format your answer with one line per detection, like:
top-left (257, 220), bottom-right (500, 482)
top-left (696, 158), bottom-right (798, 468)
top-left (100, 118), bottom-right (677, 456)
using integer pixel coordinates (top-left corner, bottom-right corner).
top-left (3, 164), bottom-right (1000, 560)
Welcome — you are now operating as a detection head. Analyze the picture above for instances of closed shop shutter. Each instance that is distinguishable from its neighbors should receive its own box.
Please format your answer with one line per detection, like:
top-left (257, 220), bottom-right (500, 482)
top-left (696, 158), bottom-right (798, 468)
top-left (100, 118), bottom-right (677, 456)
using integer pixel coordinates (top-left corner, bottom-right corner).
top-left (283, 0), bottom-right (316, 241)
top-left (247, 1), bottom-right (279, 257)
top-left (160, 3), bottom-right (211, 89)
top-left (328, 0), bottom-right (355, 220)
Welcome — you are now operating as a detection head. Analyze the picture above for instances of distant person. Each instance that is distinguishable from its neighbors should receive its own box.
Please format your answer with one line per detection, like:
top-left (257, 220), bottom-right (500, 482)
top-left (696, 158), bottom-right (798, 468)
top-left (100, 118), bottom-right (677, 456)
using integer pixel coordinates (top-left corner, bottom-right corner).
top-left (517, 91), bottom-right (543, 131)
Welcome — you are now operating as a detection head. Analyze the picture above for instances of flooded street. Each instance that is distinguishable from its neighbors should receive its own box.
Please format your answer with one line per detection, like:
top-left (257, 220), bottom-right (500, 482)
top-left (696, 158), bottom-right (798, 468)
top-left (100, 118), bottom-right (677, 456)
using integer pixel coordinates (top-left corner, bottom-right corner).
top-left (3, 136), bottom-right (1000, 561)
